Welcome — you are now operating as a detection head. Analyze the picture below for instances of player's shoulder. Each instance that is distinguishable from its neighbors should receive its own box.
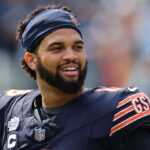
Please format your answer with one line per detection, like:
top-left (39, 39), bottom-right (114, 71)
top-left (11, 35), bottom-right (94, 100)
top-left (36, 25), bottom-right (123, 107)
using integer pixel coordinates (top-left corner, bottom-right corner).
top-left (0, 89), bottom-right (39, 110)
top-left (91, 86), bottom-right (142, 104)
top-left (81, 86), bottom-right (135, 120)
top-left (0, 89), bottom-right (32, 96)
top-left (86, 86), bottom-right (148, 120)
top-left (107, 86), bottom-right (150, 137)
top-left (93, 86), bottom-right (139, 96)
top-left (88, 86), bottom-right (138, 111)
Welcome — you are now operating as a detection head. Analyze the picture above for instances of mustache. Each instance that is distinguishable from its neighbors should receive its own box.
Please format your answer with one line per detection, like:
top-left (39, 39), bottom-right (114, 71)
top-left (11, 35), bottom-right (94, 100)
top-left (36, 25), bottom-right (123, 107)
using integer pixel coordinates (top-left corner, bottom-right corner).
top-left (57, 60), bottom-right (81, 69)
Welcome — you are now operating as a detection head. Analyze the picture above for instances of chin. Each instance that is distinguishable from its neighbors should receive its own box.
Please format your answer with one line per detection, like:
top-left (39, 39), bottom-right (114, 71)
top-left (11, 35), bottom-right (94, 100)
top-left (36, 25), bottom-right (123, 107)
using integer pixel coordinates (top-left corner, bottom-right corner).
top-left (61, 74), bottom-right (78, 81)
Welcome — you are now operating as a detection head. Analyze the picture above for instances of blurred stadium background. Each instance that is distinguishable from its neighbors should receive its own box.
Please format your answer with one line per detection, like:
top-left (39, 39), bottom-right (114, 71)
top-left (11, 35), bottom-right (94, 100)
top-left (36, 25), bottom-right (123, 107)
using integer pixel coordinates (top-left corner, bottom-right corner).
top-left (0, 0), bottom-right (150, 95)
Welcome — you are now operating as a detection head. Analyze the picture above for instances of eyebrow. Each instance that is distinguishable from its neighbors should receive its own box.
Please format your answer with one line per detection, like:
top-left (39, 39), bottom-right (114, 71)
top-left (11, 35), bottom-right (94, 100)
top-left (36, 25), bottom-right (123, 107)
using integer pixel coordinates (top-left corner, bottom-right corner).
top-left (74, 40), bottom-right (84, 45)
top-left (48, 40), bottom-right (84, 48)
top-left (48, 42), bottom-right (63, 48)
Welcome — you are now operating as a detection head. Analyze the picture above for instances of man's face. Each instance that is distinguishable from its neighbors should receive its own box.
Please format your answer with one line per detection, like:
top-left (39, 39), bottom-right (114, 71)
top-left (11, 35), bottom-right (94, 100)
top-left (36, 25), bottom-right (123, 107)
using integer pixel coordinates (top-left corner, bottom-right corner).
top-left (35, 29), bottom-right (87, 94)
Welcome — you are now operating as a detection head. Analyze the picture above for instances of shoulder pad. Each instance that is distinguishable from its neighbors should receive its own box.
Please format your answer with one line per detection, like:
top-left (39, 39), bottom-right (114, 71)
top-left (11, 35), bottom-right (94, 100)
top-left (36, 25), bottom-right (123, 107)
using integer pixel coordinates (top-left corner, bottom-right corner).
top-left (0, 89), bottom-right (32, 110)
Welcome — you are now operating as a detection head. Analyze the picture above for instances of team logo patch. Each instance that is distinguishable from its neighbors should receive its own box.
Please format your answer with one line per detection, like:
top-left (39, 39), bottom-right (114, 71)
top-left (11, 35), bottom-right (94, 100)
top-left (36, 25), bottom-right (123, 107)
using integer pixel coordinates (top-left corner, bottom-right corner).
top-left (132, 94), bottom-right (150, 113)
top-left (8, 117), bottom-right (20, 132)
top-left (69, 15), bottom-right (79, 26)
top-left (35, 128), bottom-right (45, 142)
top-left (127, 86), bottom-right (138, 92)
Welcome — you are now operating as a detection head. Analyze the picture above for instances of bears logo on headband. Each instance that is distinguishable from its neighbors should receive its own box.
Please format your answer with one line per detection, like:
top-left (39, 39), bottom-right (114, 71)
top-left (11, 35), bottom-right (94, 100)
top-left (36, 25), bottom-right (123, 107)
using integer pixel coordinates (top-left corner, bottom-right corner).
top-left (22, 9), bottom-right (82, 51)
top-left (69, 15), bottom-right (80, 26)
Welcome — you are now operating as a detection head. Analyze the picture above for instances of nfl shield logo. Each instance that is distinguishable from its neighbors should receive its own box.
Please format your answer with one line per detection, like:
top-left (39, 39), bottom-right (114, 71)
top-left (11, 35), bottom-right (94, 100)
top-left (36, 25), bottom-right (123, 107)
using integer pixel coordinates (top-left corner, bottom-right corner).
top-left (35, 127), bottom-right (45, 142)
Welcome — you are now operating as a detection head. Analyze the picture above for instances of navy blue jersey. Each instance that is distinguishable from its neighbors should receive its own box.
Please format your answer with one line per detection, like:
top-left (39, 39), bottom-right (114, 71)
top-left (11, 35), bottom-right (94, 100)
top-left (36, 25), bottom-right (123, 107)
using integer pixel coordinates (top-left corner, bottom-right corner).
top-left (0, 87), bottom-right (150, 150)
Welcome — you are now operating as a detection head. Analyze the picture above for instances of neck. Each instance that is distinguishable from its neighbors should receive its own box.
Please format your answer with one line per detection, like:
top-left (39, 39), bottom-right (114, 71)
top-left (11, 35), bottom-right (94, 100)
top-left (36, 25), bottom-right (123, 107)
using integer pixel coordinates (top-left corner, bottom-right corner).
top-left (37, 79), bottom-right (83, 108)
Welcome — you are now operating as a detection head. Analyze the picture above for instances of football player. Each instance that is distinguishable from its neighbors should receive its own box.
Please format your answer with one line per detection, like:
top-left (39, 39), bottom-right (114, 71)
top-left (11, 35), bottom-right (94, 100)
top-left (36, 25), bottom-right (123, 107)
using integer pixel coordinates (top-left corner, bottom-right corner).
top-left (0, 4), bottom-right (150, 150)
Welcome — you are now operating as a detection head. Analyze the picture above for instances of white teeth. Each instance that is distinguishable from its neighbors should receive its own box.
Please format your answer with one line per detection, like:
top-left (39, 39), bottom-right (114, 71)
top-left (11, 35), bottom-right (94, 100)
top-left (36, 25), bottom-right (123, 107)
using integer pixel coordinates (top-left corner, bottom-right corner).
top-left (63, 67), bottom-right (77, 71)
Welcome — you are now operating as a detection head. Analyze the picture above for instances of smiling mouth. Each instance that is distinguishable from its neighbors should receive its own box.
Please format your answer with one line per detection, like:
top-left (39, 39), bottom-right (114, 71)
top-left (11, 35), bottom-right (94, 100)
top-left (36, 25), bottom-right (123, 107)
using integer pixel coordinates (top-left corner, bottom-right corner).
top-left (62, 66), bottom-right (78, 71)
top-left (59, 65), bottom-right (79, 77)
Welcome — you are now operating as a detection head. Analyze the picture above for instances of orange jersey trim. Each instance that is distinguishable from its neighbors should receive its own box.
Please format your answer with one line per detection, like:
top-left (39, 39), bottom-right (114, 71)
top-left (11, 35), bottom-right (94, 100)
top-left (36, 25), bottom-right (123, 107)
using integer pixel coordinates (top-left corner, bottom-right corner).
top-left (110, 110), bottom-right (150, 136)
top-left (117, 93), bottom-right (145, 108)
top-left (113, 105), bottom-right (134, 121)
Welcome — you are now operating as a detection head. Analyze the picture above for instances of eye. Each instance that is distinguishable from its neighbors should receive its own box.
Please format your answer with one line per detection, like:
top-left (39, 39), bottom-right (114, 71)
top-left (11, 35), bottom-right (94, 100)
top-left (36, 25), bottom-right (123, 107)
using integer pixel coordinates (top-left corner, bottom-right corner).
top-left (74, 44), bottom-right (84, 52)
top-left (49, 46), bottom-right (63, 53)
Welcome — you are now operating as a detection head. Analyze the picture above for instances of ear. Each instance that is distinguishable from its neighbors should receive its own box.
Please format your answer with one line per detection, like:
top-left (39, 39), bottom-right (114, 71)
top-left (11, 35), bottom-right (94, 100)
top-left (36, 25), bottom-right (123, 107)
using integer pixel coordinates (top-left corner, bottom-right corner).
top-left (24, 52), bottom-right (37, 70)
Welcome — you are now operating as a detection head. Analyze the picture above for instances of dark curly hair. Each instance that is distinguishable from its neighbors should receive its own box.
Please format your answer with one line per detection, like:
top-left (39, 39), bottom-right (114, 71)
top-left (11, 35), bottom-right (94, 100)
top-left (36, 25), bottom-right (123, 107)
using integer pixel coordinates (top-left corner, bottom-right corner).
top-left (16, 4), bottom-right (72, 80)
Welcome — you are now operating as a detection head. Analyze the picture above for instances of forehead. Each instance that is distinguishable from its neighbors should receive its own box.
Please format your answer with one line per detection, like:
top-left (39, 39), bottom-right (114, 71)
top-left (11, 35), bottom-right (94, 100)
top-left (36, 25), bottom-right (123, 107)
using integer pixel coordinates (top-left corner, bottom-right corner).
top-left (41, 28), bottom-right (82, 44)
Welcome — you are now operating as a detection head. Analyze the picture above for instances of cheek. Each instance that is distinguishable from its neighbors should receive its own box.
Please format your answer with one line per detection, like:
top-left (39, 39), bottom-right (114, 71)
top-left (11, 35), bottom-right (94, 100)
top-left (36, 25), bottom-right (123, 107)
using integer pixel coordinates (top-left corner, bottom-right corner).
top-left (80, 54), bottom-right (87, 69)
top-left (41, 56), bottom-right (60, 72)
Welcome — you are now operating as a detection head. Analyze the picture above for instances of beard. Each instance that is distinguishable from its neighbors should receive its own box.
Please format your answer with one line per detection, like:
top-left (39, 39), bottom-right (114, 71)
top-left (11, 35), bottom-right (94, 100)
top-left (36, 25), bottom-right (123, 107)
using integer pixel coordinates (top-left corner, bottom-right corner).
top-left (36, 57), bottom-right (87, 94)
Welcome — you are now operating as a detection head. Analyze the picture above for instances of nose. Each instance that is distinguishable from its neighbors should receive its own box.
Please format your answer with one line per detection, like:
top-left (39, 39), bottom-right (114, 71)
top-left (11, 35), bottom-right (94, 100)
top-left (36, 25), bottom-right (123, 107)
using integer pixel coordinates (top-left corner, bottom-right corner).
top-left (63, 48), bottom-right (78, 61)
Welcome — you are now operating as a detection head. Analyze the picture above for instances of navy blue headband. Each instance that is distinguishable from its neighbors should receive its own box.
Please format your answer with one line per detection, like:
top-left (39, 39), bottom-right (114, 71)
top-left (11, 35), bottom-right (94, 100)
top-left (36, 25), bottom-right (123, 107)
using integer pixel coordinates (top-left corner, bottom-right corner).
top-left (22, 9), bottom-right (82, 50)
